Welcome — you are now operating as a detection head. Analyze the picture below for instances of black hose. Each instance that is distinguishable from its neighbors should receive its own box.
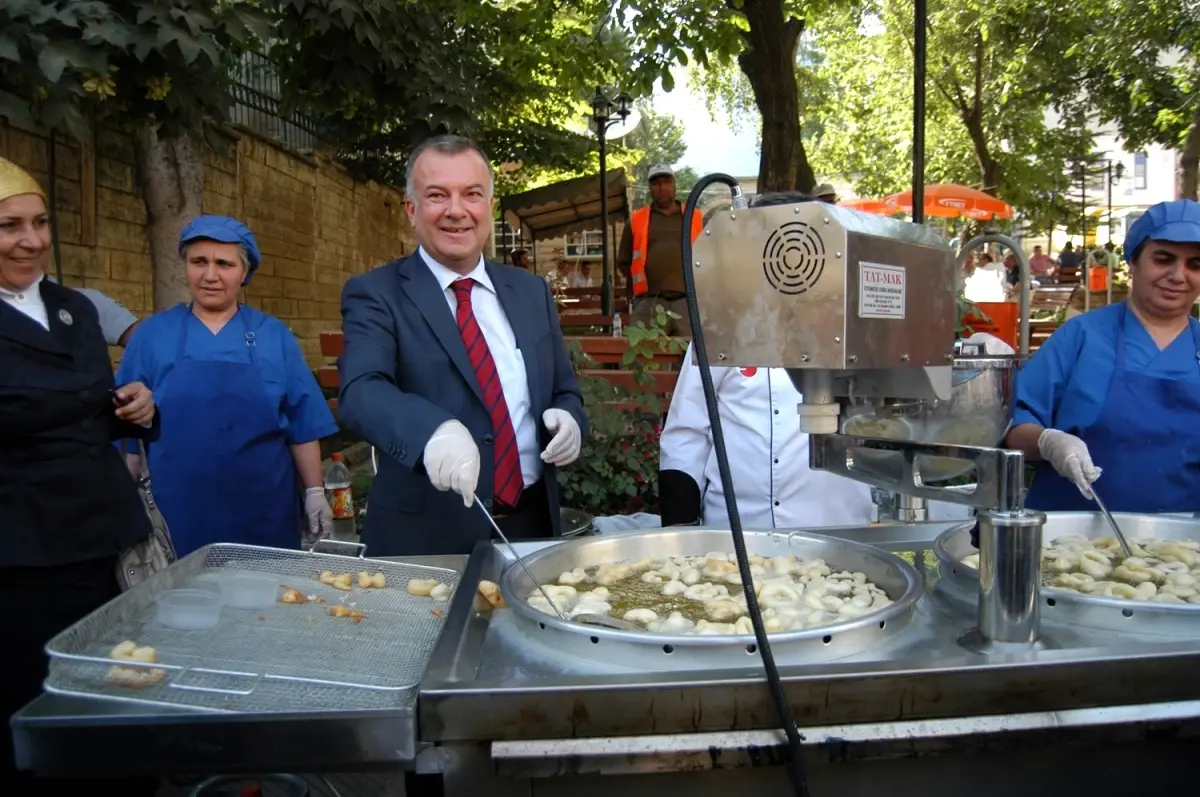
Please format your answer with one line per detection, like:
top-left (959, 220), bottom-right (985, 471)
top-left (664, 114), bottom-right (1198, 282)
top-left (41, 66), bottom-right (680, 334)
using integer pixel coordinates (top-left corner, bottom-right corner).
top-left (678, 175), bottom-right (811, 797)
top-left (48, 130), bottom-right (64, 285)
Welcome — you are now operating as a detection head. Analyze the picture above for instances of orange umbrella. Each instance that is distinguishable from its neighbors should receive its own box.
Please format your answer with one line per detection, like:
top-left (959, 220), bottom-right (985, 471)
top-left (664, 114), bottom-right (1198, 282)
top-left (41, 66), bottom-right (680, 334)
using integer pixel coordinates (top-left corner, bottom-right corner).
top-left (838, 197), bottom-right (888, 214)
top-left (882, 183), bottom-right (1014, 220)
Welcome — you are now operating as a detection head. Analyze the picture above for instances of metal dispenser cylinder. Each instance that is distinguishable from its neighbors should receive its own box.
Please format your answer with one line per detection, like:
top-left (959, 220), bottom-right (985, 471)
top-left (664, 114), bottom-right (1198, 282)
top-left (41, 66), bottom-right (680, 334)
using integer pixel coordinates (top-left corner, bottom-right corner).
top-left (960, 509), bottom-right (1048, 651)
top-left (895, 494), bottom-right (928, 522)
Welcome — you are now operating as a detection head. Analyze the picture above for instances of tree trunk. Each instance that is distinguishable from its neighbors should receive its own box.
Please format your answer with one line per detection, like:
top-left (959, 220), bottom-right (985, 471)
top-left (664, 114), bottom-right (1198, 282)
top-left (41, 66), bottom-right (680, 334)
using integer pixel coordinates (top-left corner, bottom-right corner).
top-left (737, 0), bottom-right (814, 193)
top-left (963, 114), bottom-right (1003, 196)
top-left (133, 127), bottom-right (204, 311)
top-left (1178, 104), bottom-right (1200, 201)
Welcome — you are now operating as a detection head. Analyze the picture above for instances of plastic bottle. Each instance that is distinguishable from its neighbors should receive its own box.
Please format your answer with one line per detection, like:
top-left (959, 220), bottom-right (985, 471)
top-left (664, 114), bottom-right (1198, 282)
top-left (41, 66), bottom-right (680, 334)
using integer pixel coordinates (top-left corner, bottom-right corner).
top-left (612, 311), bottom-right (623, 337)
top-left (324, 453), bottom-right (356, 541)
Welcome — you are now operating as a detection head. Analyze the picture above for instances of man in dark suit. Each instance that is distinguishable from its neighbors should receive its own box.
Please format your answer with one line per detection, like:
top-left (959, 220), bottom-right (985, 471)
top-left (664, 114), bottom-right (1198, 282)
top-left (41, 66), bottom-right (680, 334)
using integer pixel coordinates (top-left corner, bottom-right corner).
top-left (338, 135), bottom-right (588, 556)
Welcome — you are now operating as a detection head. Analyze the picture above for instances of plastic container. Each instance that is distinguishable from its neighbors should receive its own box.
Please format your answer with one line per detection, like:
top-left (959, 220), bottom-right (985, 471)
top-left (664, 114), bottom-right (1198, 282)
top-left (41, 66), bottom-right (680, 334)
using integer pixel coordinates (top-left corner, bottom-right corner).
top-left (155, 588), bottom-right (222, 631)
top-left (219, 573), bottom-right (281, 610)
top-left (961, 301), bottom-right (1018, 349)
top-left (324, 453), bottom-right (356, 542)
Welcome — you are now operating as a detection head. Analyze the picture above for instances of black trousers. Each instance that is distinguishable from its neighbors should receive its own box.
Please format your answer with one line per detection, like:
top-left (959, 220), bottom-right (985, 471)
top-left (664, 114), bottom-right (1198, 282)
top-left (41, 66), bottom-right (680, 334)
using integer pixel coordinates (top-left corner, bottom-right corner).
top-left (0, 556), bottom-right (157, 793)
top-left (494, 478), bottom-right (554, 541)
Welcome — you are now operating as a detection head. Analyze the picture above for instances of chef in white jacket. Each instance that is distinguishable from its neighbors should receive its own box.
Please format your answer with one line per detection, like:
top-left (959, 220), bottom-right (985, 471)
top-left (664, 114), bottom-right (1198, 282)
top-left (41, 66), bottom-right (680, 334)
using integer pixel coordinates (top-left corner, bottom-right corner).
top-left (659, 340), bottom-right (876, 529)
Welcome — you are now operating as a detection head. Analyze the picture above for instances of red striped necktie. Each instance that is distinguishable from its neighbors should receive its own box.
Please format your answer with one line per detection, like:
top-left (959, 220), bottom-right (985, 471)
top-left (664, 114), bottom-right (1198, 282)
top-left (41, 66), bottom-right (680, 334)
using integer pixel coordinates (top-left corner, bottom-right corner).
top-left (451, 278), bottom-right (523, 508)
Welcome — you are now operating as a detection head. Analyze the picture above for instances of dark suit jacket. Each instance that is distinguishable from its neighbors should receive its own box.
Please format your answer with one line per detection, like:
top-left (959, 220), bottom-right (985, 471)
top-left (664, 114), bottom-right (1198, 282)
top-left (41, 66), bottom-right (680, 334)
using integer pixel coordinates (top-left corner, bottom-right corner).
top-left (338, 253), bottom-right (587, 556)
top-left (0, 280), bottom-right (157, 568)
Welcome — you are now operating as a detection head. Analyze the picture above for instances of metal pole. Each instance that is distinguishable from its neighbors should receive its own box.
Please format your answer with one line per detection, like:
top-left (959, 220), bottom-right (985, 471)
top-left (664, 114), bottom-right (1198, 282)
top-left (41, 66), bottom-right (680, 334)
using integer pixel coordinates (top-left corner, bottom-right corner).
top-left (912, 0), bottom-right (927, 225)
top-left (1106, 161), bottom-right (1114, 306)
top-left (1081, 167), bottom-right (1090, 313)
top-left (599, 129), bottom-right (612, 318)
top-left (956, 232), bottom-right (1032, 355)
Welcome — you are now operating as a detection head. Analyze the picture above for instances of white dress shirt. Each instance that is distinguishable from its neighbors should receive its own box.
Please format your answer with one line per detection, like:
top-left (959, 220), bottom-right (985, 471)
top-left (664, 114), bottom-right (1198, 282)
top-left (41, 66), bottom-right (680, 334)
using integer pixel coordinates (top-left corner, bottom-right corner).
top-left (660, 343), bottom-right (875, 529)
top-left (0, 274), bottom-right (49, 329)
top-left (419, 248), bottom-right (540, 486)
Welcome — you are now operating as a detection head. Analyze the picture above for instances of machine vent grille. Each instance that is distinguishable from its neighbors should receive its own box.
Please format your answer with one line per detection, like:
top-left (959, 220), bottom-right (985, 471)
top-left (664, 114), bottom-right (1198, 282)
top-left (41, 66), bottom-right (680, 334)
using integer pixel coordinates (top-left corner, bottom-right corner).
top-left (761, 221), bottom-right (826, 295)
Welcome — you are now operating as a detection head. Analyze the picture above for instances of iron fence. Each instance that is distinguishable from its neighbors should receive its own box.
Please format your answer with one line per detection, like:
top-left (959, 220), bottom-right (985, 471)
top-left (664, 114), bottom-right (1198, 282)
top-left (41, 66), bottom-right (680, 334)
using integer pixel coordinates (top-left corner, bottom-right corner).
top-left (228, 51), bottom-right (324, 153)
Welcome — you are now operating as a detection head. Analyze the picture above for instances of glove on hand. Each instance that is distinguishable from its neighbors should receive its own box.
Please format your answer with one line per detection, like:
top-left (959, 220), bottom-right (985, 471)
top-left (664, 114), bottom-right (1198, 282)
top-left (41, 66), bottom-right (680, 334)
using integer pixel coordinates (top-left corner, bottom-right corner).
top-left (304, 487), bottom-right (334, 540)
top-left (540, 409), bottom-right (582, 466)
top-left (423, 420), bottom-right (481, 507)
top-left (1037, 429), bottom-right (1102, 497)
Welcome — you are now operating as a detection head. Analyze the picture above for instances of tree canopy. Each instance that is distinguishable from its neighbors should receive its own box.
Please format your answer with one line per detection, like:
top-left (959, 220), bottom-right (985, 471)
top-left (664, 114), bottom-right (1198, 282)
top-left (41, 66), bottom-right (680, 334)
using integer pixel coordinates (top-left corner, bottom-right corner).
top-left (0, 0), bottom-right (271, 142)
top-left (613, 0), bottom-right (847, 192)
top-left (265, 0), bottom-right (633, 187)
top-left (805, 0), bottom-right (1096, 231)
top-left (1066, 0), bottom-right (1200, 199)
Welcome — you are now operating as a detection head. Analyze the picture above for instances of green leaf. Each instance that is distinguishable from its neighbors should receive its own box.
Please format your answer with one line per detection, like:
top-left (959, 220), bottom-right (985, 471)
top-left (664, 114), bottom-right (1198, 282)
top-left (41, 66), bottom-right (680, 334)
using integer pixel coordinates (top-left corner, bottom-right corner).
top-left (0, 90), bottom-right (35, 129)
top-left (0, 35), bottom-right (20, 63)
top-left (82, 20), bottom-right (132, 49)
top-left (37, 44), bottom-right (74, 83)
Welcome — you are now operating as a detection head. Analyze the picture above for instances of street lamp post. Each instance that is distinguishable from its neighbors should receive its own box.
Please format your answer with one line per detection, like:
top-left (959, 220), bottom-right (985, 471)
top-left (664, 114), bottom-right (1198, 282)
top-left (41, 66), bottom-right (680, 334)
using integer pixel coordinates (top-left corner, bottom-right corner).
top-left (590, 86), bottom-right (631, 318)
top-left (1105, 159), bottom-right (1125, 307)
top-left (1105, 159), bottom-right (1126, 245)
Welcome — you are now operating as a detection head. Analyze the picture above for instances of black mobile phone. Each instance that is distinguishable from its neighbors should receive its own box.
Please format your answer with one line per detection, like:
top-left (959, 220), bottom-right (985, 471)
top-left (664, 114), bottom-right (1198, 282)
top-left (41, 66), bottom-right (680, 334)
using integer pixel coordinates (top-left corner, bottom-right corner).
top-left (110, 388), bottom-right (133, 406)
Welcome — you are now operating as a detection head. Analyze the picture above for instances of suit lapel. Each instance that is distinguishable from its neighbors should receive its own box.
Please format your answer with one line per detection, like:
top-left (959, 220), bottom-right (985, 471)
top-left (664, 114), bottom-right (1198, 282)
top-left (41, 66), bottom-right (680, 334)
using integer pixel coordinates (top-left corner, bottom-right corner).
top-left (397, 254), bottom-right (484, 404)
top-left (489, 261), bottom-right (541, 408)
top-left (0, 283), bottom-right (71, 356)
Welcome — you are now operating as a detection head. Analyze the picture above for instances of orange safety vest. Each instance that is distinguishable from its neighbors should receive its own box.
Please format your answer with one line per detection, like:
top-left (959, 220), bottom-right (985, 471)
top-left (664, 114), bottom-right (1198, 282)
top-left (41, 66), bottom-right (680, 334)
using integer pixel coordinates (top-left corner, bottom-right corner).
top-left (629, 205), bottom-right (704, 296)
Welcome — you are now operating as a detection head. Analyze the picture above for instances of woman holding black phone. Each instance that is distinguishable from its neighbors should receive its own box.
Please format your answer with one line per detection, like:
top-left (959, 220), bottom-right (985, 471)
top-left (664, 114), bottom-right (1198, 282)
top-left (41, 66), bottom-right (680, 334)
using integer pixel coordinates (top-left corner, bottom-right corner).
top-left (0, 156), bottom-right (159, 791)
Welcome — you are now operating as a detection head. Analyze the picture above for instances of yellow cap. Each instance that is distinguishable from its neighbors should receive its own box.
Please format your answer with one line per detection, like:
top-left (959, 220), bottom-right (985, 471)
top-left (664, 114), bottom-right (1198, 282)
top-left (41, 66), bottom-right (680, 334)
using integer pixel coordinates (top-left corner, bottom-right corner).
top-left (0, 157), bottom-right (47, 205)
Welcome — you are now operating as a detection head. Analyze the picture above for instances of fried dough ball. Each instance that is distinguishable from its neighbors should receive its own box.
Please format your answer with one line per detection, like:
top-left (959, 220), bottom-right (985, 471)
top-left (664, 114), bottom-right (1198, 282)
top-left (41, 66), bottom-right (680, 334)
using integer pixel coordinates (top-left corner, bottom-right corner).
top-left (358, 571), bottom-right (387, 589)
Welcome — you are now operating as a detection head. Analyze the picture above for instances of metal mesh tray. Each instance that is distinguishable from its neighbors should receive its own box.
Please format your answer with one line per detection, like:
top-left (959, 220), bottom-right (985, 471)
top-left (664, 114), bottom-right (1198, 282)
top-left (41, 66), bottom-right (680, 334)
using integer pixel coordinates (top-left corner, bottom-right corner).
top-left (44, 543), bottom-right (459, 713)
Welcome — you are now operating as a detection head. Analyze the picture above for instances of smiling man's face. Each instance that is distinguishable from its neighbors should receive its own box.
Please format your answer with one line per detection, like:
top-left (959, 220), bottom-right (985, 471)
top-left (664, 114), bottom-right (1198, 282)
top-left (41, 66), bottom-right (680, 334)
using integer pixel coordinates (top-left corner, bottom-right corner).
top-left (406, 149), bottom-right (494, 274)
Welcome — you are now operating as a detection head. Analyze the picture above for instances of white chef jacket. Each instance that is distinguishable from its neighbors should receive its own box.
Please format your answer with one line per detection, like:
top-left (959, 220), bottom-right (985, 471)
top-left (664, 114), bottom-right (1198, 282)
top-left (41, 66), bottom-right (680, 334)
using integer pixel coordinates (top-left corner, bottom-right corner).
top-left (660, 343), bottom-right (875, 529)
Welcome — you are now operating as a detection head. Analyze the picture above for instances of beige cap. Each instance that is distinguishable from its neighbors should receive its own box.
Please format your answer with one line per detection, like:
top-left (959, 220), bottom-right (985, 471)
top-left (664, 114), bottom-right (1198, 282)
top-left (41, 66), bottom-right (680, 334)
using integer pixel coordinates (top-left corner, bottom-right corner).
top-left (0, 157), bottom-right (46, 204)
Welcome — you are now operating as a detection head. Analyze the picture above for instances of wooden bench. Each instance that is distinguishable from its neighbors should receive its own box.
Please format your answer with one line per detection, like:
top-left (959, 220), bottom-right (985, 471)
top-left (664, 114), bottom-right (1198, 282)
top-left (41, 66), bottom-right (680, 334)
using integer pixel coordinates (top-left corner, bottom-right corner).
top-left (318, 331), bottom-right (687, 410)
top-left (561, 285), bottom-right (629, 299)
top-left (581, 369), bottom-right (679, 395)
top-left (558, 297), bottom-right (604, 311)
top-left (1030, 287), bottom-right (1074, 313)
top-left (560, 312), bottom-right (629, 332)
top-left (1028, 320), bottom-right (1060, 352)
top-left (568, 335), bottom-right (688, 367)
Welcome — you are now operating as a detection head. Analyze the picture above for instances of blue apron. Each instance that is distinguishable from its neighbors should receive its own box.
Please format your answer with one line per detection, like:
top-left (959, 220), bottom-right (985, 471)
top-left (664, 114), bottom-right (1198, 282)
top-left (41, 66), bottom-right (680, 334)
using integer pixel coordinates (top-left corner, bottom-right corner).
top-left (1026, 303), bottom-right (1200, 513)
top-left (148, 306), bottom-right (300, 557)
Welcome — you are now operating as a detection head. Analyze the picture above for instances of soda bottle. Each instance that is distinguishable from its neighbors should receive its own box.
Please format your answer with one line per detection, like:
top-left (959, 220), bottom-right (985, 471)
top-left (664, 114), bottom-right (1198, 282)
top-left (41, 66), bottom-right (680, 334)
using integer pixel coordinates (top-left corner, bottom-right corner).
top-left (324, 453), bottom-right (356, 541)
top-left (612, 312), bottom-right (623, 337)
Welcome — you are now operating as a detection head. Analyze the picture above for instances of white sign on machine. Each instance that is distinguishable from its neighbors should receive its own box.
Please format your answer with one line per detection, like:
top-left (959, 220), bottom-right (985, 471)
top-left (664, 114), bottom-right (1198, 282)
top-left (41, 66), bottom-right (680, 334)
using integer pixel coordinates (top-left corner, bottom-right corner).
top-left (858, 262), bottom-right (906, 319)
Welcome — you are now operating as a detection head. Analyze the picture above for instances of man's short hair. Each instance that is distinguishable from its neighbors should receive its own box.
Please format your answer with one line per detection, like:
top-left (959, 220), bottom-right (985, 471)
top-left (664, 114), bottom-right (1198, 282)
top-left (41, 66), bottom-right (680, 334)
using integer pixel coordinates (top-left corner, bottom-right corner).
top-left (405, 134), bottom-right (494, 198)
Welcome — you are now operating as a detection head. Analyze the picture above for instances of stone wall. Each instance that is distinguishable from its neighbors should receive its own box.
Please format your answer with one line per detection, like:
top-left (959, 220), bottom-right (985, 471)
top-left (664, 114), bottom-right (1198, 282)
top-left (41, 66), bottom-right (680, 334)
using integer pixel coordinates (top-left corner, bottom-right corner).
top-left (0, 122), bottom-right (416, 365)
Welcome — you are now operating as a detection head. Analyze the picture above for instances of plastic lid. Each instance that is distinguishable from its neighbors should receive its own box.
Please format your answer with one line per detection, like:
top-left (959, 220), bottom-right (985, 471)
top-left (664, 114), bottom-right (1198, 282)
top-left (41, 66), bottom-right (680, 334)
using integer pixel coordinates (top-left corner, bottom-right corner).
top-left (331, 452), bottom-right (343, 461)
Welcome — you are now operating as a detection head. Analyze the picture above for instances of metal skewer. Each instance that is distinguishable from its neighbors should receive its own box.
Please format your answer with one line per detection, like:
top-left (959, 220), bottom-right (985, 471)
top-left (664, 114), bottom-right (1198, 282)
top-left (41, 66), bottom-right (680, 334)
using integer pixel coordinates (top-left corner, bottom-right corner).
top-left (473, 497), bottom-right (568, 620)
top-left (1090, 487), bottom-right (1134, 559)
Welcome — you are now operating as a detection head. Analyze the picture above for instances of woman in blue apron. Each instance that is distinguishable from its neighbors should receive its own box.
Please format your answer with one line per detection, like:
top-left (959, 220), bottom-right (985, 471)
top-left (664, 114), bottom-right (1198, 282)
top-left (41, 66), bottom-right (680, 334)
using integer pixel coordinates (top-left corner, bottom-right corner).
top-left (1006, 199), bottom-right (1200, 512)
top-left (118, 216), bottom-right (339, 556)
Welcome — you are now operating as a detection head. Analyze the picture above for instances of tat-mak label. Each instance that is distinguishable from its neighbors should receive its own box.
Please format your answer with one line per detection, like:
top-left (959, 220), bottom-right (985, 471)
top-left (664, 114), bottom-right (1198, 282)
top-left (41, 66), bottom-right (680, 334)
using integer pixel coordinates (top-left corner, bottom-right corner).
top-left (858, 262), bottom-right (906, 319)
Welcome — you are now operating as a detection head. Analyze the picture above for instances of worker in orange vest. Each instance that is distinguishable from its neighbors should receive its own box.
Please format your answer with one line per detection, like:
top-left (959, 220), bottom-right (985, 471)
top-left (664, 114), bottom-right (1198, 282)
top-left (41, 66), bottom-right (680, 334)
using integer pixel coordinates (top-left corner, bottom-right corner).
top-left (616, 164), bottom-right (703, 336)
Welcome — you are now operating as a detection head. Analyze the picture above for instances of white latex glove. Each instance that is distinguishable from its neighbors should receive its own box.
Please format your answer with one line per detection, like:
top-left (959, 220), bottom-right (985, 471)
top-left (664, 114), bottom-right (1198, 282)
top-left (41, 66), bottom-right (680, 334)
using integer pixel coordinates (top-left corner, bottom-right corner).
top-left (1037, 429), bottom-right (1102, 497)
top-left (423, 420), bottom-right (480, 507)
top-left (541, 409), bottom-right (582, 466)
top-left (304, 487), bottom-right (334, 540)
